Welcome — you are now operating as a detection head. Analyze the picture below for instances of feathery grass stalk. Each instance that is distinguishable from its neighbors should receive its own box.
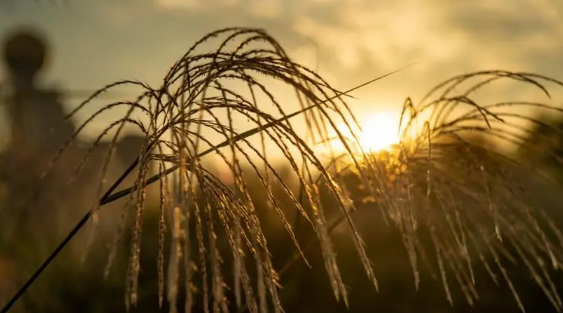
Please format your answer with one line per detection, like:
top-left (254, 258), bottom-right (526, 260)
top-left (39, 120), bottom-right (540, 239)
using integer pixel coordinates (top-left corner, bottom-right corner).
top-left (0, 28), bottom-right (410, 313)
top-left (241, 70), bottom-right (563, 312)
top-left (3, 27), bottom-right (563, 313)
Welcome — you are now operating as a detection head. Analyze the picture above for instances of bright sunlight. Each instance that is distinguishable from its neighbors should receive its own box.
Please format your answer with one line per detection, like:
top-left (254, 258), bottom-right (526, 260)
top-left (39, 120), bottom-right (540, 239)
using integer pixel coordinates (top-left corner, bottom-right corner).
top-left (321, 111), bottom-right (402, 154)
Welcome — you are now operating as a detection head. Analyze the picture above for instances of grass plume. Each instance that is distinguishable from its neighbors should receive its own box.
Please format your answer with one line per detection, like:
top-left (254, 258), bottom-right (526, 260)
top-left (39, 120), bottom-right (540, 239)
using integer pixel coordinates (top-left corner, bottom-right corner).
top-left (3, 28), bottom-right (563, 313)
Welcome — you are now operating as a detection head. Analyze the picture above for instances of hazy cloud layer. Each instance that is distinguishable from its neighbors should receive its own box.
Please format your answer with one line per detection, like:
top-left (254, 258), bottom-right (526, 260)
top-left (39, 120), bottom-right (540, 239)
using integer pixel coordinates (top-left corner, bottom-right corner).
top-left (0, 0), bottom-right (562, 142)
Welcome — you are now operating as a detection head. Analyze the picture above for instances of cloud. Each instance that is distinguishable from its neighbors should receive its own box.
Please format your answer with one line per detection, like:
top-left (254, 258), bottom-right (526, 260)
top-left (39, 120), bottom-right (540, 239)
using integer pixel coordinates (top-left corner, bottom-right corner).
top-left (3, 0), bottom-right (563, 143)
top-left (154, 0), bottom-right (204, 10)
top-left (246, 0), bottom-right (284, 19)
top-left (141, 0), bottom-right (563, 83)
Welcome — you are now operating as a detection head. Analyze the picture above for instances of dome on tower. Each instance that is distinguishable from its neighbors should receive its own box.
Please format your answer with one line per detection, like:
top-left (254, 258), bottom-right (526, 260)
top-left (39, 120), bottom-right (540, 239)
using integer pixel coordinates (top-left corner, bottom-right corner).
top-left (2, 28), bottom-right (49, 77)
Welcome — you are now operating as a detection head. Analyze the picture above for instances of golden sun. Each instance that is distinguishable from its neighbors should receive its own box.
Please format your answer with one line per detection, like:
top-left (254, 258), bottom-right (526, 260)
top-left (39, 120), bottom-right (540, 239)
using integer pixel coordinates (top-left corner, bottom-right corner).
top-left (322, 112), bottom-right (402, 153)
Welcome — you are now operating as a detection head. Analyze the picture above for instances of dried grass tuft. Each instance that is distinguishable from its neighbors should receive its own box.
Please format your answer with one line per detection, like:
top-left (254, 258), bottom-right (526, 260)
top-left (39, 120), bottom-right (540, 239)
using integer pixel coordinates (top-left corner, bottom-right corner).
top-left (3, 28), bottom-right (563, 313)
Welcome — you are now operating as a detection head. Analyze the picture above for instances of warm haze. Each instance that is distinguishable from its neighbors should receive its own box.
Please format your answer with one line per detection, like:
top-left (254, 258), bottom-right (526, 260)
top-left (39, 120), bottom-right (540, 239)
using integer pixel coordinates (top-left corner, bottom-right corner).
top-left (1, 0), bottom-right (562, 156)
top-left (3, 2), bottom-right (563, 313)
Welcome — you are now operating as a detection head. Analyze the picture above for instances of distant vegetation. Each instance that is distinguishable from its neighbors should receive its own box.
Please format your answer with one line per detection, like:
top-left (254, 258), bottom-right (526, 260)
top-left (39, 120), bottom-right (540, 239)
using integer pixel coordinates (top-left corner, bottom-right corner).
top-left (3, 28), bottom-right (563, 313)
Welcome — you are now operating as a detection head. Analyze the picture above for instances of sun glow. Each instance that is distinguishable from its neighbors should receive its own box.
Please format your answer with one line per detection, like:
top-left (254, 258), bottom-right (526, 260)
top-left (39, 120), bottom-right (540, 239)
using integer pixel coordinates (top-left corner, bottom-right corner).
top-left (321, 112), bottom-right (403, 154)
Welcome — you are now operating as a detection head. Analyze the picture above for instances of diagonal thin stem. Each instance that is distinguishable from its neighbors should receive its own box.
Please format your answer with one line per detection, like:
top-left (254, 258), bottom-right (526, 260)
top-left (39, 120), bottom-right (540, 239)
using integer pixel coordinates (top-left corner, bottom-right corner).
top-left (105, 64), bottom-right (416, 204)
top-left (0, 65), bottom-right (413, 313)
top-left (0, 159), bottom-right (140, 313)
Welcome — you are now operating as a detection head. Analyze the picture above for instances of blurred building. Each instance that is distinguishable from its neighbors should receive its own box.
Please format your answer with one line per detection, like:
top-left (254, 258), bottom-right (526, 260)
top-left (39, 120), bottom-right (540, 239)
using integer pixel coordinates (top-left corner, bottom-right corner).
top-left (2, 28), bottom-right (76, 153)
top-left (0, 28), bottom-right (149, 306)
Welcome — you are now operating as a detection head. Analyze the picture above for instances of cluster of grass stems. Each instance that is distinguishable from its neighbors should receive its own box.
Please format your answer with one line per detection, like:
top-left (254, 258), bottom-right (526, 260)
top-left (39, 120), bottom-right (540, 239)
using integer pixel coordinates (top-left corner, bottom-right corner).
top-left (3, 27), bottom-right (563, 313)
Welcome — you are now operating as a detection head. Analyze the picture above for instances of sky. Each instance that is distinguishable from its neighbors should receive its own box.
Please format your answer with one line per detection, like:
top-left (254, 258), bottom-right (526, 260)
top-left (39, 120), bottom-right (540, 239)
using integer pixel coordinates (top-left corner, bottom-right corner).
top-left (1, 0), bottom-right (563, 155)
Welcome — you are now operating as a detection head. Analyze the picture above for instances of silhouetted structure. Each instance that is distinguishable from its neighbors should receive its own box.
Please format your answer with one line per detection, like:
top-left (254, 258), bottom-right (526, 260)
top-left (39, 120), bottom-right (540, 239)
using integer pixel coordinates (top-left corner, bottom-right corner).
top-left (2, 28), bottom-right (75, 152)
top-left (0, 28), bottom-right (150, 312)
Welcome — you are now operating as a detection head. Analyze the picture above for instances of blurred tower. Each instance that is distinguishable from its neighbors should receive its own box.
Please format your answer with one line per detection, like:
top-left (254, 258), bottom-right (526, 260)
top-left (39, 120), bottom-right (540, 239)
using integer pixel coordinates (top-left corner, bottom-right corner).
top-left (2, 28), bottom-right (75, 153)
